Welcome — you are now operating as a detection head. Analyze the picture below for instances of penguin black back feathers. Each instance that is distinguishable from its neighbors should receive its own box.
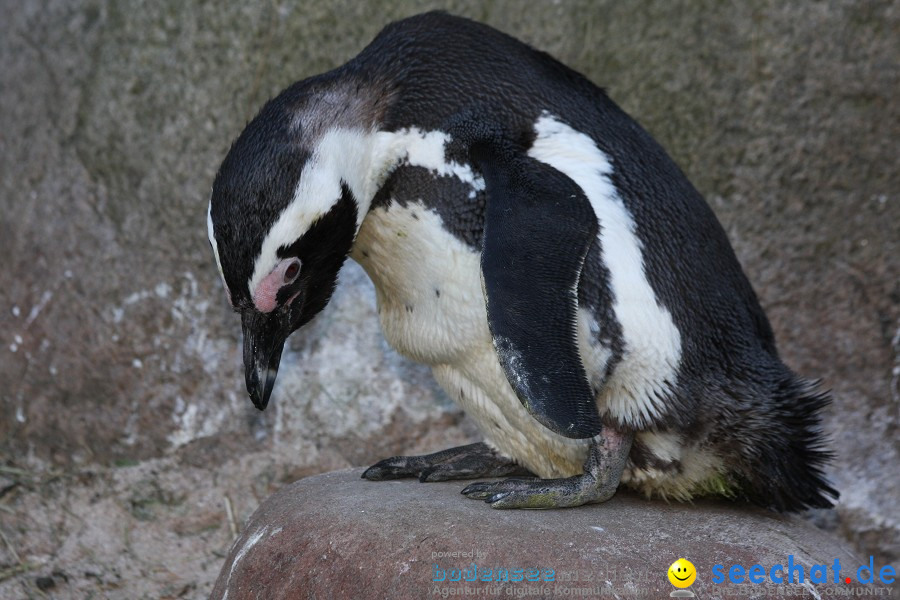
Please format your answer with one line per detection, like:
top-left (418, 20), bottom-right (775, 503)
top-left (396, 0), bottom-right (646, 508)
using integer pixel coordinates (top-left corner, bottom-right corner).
top-left (208, 12), bottom-right (836, 511)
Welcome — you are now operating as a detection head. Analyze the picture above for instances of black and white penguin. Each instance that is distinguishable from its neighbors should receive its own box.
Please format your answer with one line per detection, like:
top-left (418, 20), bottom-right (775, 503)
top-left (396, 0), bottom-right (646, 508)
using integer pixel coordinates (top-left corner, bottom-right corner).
top-left (207, 12), bottom-right (836, 510)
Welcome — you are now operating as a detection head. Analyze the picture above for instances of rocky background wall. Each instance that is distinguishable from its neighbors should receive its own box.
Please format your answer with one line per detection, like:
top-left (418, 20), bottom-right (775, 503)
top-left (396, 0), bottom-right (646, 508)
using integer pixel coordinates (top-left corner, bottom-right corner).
top-left (0, 1), bottom-right (897, 598)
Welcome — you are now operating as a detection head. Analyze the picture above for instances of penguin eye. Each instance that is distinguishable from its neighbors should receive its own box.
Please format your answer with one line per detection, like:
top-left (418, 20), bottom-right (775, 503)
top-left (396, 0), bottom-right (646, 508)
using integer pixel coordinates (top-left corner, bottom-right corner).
top-left (283, 258), bottom-right (301, 285)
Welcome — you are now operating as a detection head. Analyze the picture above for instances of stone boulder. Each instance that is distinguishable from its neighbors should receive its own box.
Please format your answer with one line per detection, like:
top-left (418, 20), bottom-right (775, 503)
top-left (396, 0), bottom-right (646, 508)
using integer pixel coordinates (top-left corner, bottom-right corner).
top-left (211, 470), bottom-right (883, 599)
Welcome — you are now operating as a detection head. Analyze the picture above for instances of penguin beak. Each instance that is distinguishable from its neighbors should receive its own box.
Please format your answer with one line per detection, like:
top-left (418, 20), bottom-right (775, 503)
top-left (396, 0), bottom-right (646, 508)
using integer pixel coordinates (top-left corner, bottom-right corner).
top-left (241, 309), bottom-right (288, 410)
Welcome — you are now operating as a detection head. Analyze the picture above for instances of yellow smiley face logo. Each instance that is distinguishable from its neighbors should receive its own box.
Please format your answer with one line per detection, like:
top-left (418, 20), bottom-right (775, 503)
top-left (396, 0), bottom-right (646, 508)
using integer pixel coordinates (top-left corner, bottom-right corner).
top-left (668, 558), bottom-right (697, 588)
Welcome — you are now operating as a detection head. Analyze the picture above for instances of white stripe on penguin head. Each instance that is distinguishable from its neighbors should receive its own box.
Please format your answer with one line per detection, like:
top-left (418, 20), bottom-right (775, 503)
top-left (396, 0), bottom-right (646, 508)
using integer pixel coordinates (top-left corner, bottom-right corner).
top-left (248, 128), bottom-right (377, 300)
top-left (207, 199), bottom-right (232, 304)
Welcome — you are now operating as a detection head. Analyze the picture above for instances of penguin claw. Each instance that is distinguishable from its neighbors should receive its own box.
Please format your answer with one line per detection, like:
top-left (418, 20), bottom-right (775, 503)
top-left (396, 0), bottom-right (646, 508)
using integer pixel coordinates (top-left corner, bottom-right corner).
top-left (459, 482), bottom-right (493, 499)
top-left (460, 478), bottom-right (534, 499)
top-left (461, 433), bottom-right (635, 509)
top-left (362, 443), bottom-right (531, 482)
top-left (419, 466), bottom-right (457, 482)
top-left (361, 456), bottom-right (416, 480)
top-left (462, 477), bottom-right (596, 509)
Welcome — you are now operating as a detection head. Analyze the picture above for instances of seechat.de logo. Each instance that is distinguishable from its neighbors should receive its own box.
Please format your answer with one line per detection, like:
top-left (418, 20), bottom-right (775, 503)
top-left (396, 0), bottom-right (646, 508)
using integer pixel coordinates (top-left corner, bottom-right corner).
top-left (668, 558), bottom-right (697, 597)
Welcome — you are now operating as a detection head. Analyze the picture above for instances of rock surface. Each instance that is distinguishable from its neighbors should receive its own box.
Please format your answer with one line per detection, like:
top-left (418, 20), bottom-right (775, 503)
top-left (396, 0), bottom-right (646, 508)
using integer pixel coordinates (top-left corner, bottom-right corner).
top-left (211, 470), bottom-right (882, 600)
top-left (0, 1), bottom-right (897, 598)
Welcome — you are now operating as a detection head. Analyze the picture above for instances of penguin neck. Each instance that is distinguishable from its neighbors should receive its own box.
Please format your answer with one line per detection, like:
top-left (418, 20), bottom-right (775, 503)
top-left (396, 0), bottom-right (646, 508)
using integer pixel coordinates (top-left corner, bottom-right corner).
top-left (355, 126), bottom-right (486, 218)
top-left (308, 128), bottom-right (384, 230)
top-left (349, 126), bottom-right (486, 302)
top-left (334, 127), bottom-right (422, 231)
top-left (349, 125), bottom-right (486, 239)
top-left (314, 127), bottom-right (433, 228)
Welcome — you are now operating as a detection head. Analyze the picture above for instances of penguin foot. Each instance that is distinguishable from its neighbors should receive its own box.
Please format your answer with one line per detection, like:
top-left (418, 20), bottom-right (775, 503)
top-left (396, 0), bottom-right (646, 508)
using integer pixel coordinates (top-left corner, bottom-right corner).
top-left (361, 442), bottom-right (531, 482)
top-left (461, 429), bottom-right (634, 509)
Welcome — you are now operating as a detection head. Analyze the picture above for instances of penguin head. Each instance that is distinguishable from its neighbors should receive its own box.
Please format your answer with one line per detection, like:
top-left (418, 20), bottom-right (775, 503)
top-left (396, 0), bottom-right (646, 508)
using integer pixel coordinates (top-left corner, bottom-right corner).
top-left (208, 83), bottom-right (375, 410)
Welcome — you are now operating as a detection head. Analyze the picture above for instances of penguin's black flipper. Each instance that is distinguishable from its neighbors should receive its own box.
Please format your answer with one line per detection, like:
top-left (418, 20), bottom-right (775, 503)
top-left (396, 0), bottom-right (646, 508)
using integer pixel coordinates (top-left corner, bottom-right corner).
top-left (456, 119), bottom-right (602, 439)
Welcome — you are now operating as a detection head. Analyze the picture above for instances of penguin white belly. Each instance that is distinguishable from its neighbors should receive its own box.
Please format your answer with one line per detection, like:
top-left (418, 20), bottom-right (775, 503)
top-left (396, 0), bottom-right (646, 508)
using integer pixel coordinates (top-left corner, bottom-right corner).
top-left (352, 200), bottom-right (591, 477)
top-left (352, 198), bottom-right (722, 490)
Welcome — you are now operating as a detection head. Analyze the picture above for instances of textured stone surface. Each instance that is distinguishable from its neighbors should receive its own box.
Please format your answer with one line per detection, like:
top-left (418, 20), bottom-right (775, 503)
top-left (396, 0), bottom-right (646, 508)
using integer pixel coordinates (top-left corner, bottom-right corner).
top-left (211, 470), bottom-right (882, 600)
top-left (0, 1), bottom-right (897, 598)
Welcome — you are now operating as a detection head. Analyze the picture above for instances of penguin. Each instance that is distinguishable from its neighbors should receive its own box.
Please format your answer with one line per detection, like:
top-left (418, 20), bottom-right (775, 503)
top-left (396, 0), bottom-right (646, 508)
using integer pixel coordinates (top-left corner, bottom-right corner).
top-left (207, 11), bottom-right (837, 511)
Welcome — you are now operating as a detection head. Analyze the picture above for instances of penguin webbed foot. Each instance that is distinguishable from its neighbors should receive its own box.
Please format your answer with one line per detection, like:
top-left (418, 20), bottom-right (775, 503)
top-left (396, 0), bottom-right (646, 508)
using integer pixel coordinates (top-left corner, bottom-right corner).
top-left (361, 442), bottom-right (531, 482)
top-left (461, 429), bottom-right (634, 509)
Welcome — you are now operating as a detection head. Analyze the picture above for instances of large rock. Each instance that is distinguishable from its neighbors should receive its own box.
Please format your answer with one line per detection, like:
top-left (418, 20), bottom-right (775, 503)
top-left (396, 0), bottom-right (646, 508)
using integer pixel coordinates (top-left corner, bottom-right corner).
top-left (211, 470), bottom-right (883, 600)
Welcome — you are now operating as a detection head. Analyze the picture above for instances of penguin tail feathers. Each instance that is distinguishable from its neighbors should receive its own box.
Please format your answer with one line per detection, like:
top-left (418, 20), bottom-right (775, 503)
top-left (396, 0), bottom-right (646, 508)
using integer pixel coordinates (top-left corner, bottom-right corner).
top-left (736, 375), bottom-right (839, 512)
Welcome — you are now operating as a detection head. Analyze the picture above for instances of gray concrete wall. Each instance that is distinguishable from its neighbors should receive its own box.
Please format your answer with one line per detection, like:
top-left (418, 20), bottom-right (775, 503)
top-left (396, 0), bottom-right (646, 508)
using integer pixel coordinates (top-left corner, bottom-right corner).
top-left (0, 1), bottom-right (897, 596)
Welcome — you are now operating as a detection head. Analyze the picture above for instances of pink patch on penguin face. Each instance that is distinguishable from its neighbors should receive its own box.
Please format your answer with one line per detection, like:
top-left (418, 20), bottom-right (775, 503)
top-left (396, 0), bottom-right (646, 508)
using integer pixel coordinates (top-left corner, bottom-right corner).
top-left (252, 257), bottom-right (301, 313)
